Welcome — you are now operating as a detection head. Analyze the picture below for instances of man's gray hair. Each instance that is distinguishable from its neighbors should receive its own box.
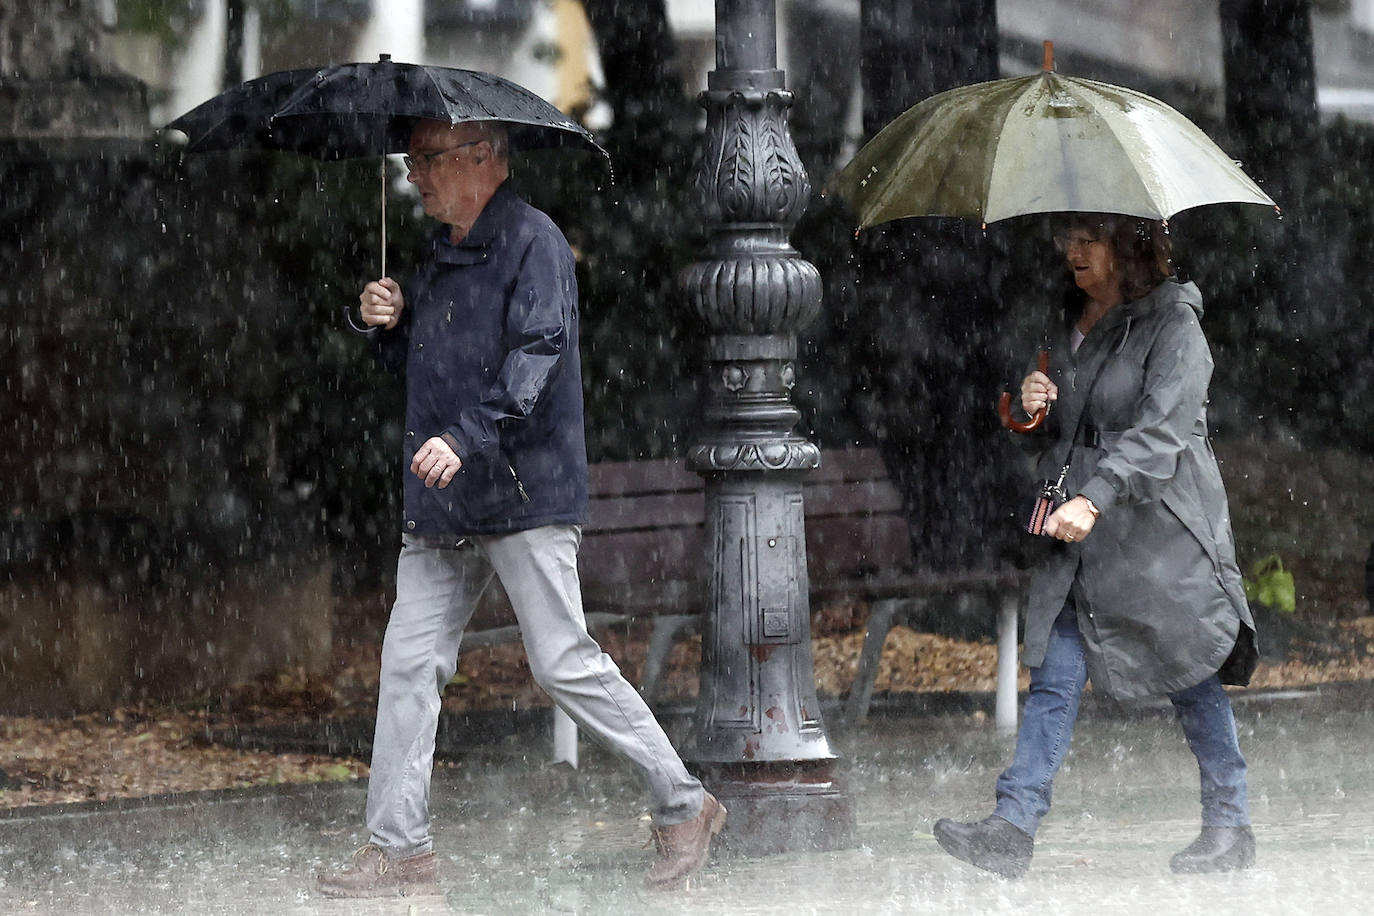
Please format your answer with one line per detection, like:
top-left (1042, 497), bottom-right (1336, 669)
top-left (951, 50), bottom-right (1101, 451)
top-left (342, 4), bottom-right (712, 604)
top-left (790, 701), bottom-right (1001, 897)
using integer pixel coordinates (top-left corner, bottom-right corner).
top-left (473, 121), bottom-right (509, 159)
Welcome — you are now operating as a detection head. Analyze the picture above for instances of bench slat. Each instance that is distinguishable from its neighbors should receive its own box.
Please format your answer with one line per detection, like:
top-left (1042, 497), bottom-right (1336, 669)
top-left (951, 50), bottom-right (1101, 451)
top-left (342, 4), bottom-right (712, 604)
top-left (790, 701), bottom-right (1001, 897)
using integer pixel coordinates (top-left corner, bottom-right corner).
top-left (800, 479), bottom-right (904, 516)
top-left (589, 492), bottom-right (704, 530)
top-left (587, 459), bottom-right (697, 496)
top-left (805, 515), bottom-right (911, 579)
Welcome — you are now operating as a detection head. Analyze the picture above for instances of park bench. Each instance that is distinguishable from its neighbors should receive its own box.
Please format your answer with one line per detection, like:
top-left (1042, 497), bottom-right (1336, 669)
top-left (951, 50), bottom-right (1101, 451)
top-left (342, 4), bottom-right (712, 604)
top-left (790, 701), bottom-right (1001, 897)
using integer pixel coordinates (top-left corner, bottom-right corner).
top-left (466, 447), bottom-right (1026, 764)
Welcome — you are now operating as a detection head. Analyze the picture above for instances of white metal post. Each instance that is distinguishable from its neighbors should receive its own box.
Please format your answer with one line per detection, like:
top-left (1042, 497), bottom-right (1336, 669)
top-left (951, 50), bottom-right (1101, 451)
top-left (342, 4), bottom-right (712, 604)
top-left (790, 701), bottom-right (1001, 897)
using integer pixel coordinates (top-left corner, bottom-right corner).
top-left (996, 596), bottom-right (1019, 733)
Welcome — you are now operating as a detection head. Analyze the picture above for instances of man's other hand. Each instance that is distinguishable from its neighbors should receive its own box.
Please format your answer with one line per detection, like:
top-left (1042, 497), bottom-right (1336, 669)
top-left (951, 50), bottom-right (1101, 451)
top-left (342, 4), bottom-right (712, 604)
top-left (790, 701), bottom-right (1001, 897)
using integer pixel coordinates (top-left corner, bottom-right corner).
top-left (411, 437), bottom-right (462, 489)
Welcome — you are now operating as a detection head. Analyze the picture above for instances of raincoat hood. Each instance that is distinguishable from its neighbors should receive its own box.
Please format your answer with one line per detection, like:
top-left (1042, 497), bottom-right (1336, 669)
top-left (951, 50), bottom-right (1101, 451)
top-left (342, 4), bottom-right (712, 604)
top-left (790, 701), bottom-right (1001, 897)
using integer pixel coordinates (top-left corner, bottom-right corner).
top-left (1126, 276), bottom-right (1203, 319)
top-left (1076, 278), bottom-right (1203, 353)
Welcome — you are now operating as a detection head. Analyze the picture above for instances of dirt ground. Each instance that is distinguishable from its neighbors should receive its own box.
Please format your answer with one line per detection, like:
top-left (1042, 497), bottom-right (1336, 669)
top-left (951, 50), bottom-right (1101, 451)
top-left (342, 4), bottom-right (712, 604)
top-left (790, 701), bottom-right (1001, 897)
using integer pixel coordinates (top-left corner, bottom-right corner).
top-left (3, 607), bottom-right (1372, 811)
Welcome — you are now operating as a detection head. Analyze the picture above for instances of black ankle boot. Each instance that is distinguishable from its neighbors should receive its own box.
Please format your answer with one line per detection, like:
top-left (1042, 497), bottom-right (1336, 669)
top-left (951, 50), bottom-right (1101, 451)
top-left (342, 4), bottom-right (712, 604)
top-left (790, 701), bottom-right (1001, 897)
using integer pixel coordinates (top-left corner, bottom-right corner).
top-left (933, 815), bottom-right (1034, 878)
top-left (1170, 826), bottom-right (1256, 873)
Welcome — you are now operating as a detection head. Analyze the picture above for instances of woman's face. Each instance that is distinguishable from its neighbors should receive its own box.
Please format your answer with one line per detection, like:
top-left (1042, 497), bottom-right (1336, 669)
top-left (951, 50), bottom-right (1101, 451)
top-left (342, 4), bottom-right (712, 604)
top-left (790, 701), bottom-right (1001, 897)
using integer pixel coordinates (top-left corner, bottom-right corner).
top-left (1056, 228), bottom-right (1119, 300)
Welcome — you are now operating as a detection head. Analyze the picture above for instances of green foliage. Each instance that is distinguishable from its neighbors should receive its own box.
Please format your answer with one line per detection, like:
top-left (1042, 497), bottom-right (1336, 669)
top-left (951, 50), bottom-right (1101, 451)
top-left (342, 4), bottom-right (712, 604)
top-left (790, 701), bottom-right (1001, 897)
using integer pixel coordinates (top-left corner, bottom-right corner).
top-left (224, 154), bottom-right (422, 575)
top-left (118, 149), bottom-right (418, 583)
top-left (322, 763), bottom-right (355, 781)
top-left (115, 0), bottom-right (198, 43)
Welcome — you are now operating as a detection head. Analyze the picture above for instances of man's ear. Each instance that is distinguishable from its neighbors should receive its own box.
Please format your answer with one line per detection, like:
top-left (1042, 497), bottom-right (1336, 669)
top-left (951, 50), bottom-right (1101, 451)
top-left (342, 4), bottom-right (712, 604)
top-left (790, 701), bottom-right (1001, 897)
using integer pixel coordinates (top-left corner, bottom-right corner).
top-left (473, 141), bottom-right (493, 164)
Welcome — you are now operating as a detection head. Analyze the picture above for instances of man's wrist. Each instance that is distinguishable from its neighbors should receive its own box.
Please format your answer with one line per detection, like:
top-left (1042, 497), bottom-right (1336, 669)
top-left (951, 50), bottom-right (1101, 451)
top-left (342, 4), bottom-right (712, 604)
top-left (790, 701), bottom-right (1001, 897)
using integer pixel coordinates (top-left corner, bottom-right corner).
top-left (1079, 495), bottom-right (1101, 519)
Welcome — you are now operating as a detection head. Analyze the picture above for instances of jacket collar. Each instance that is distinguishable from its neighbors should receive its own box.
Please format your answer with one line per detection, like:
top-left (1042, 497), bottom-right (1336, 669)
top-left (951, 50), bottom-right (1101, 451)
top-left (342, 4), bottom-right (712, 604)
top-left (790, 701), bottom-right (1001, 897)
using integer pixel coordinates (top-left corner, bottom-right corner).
top-left (431, 181), bottom-right (520, 265)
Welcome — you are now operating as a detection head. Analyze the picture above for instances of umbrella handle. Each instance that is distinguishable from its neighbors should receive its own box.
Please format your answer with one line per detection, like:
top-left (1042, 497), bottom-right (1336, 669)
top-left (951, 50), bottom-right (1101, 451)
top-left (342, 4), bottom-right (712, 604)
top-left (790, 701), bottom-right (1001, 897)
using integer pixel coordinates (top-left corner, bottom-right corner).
top-left (998, 350), bottom-right (1050, 433)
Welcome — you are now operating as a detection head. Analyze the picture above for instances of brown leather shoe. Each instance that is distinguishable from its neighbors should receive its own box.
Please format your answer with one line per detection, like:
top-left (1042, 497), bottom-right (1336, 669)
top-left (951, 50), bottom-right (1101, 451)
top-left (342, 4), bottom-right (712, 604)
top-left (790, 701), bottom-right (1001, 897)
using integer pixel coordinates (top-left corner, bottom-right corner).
top-left (315, 843), bottom-right (440, 898)
top-left (645, 792), bottom-right (727, 889)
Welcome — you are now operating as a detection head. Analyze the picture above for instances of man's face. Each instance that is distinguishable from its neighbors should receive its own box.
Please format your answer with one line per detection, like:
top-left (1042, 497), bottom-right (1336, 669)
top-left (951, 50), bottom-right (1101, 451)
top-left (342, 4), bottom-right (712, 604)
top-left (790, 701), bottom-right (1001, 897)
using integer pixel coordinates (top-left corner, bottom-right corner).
top-left (405, 121), bottom-right (485, 226)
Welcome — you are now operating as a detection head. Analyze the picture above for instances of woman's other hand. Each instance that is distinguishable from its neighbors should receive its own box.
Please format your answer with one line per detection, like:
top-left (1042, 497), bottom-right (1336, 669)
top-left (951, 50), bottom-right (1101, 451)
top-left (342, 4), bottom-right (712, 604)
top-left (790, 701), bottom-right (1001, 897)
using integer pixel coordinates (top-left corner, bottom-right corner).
top-left (1021, 370), bottom-right (1058, 417)
top-left (1044, 496), bottom-right (1098, 543)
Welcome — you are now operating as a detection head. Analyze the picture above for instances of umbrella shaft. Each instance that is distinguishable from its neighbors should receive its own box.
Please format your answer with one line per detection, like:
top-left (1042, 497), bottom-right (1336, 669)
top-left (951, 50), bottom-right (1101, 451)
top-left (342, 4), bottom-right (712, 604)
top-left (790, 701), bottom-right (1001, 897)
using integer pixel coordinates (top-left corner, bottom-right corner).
top-left (380, 157), bottom-right (387, 279)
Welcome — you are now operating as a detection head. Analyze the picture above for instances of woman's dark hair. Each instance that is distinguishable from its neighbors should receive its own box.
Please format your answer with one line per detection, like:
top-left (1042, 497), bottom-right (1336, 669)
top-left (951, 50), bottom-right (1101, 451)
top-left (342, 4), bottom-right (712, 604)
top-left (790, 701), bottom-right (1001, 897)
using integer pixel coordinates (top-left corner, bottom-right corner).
top-left (1060, 213), bottom-right (1174, 301)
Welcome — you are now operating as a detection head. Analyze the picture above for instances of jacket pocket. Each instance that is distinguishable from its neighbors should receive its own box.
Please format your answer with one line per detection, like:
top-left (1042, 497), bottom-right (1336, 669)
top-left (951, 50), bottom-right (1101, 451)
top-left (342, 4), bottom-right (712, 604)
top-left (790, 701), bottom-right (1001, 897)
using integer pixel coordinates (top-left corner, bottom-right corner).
top-left (475, 453), bottom-right (533, 519)
top-left (1160, 484), bottom-right (1222, 575)
top-left (430, 452), bottom-right (528, 523)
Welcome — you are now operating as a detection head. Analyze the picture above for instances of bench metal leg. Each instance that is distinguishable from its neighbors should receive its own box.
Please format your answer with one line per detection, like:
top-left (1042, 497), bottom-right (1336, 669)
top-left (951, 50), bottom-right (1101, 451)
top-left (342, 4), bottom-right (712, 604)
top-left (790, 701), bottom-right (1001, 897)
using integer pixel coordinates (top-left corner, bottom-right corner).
top-left (551, 705), bottom-right (579, 768)
top-left (845, 598), bottom-right (907, 725)
top-left (995, 593), bottom-right (1019, 734)
top-left (638, 614), bottom-right (701, 705)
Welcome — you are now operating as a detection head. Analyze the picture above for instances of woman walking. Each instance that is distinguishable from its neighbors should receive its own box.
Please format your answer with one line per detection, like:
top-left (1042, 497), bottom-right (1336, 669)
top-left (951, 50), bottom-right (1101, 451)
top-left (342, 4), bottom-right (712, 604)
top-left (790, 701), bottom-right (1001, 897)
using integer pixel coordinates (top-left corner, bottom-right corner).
top-left (933, 213), bottom-right (1259, 877)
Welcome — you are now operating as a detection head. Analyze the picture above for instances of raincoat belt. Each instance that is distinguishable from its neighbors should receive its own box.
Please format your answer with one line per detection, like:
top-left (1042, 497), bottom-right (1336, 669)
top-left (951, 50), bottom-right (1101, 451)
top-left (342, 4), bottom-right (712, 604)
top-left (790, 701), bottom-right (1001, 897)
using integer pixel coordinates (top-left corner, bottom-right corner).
top-left (1074, 418), bottom-right (1209, 449)
top-left (1075, 425), bottom-right (1102, 449)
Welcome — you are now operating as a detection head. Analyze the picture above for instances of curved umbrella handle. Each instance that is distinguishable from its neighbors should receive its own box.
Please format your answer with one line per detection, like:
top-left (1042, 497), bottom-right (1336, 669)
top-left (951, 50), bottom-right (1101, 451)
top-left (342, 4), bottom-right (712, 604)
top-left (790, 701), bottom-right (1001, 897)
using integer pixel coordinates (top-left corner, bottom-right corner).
top-left (998, 350), bottom-right (1051, 433)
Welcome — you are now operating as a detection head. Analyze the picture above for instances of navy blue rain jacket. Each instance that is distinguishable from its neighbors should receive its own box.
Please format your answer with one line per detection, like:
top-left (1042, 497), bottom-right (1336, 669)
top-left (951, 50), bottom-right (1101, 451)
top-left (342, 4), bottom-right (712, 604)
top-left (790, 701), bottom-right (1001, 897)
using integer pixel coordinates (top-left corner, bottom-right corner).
top-left (363, 182), bottom-right (589, 537)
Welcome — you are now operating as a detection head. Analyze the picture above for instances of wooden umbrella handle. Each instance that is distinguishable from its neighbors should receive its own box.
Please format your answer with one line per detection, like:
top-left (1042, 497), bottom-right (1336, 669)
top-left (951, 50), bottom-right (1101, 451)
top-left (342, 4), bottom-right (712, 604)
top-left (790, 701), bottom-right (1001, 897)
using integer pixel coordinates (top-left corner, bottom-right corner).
top-left (998, 350), bottom-right (1050, 433)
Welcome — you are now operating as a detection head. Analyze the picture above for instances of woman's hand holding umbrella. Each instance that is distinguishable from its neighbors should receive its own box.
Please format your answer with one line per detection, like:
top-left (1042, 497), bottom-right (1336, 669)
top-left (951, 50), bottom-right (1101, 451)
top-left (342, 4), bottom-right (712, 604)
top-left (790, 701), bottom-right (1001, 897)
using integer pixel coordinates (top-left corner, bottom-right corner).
top-left (1020, 364), bottom-right (1058, 422)
top-left (359, 277), bottom-right (404, 330)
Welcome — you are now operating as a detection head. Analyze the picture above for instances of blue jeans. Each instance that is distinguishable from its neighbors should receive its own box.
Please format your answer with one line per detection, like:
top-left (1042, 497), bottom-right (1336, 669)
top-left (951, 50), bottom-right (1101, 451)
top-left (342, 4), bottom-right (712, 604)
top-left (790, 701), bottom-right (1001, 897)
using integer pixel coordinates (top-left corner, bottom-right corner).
top-left (993, 603), bottom-right (1250, 837)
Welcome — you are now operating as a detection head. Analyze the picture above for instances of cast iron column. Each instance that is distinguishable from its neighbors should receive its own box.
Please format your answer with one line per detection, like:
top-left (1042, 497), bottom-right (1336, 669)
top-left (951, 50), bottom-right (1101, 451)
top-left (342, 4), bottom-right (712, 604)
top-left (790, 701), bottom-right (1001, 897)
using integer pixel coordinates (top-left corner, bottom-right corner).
top-left (679, 0), bottom-right (854, 855)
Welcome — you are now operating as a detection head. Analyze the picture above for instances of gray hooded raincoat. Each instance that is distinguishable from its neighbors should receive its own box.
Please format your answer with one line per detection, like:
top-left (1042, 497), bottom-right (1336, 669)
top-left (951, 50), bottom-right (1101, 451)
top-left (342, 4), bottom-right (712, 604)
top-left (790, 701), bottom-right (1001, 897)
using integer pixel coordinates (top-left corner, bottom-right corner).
top-left (1019, 279), bottom-right (1258, 701)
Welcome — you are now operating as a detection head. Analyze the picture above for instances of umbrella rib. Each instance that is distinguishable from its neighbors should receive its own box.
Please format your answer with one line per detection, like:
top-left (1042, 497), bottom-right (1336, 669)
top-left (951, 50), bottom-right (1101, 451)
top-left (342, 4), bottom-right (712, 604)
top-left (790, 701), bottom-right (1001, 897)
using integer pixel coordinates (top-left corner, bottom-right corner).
top-left (983, 73), bottom-right (1166, 222)
top-left (1069, 77), bottom-right (1273, 217)
top-left (974, 78), bottom-right (1042, 222)
top-left (850, 77), bottom-right (1034, 225)
top-left (1071, 79), bottom-right (1172, 214)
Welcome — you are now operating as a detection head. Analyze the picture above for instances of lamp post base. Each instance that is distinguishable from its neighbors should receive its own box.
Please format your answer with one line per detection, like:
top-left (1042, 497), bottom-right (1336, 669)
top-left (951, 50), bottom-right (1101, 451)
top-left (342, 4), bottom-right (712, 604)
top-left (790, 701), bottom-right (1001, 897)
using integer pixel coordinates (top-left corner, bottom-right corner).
top-left (698, 761), bottom-right (856, 856)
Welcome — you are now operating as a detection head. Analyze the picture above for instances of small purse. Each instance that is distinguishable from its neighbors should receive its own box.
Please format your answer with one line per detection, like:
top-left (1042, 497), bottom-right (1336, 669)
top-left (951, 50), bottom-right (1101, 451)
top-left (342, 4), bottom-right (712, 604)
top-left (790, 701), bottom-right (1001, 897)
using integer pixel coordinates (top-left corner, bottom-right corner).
top-left (1026, 464), bottom-right (1069, 535)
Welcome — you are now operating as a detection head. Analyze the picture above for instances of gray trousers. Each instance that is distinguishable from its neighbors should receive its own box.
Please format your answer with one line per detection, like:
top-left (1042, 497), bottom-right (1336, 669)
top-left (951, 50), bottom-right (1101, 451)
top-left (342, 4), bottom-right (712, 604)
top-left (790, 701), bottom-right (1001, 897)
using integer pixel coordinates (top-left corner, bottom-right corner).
top-left (366, 526), bottom-right (705, 856)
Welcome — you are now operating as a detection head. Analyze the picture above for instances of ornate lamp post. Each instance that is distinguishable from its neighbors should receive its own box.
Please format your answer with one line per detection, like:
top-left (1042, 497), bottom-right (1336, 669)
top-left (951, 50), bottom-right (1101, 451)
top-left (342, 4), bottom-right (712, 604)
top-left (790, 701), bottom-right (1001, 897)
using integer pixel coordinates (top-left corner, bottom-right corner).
top-left (679, 0), bottom-right (855, 855)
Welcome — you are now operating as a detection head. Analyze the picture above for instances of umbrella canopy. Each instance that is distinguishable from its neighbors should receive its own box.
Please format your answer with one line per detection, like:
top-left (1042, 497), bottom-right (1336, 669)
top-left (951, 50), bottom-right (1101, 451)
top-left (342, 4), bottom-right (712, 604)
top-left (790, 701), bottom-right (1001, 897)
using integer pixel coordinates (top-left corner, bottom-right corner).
top-left (164, 57), bottom-right (606, 278)
top-left (830, 56), bottom-right (1276, 228)
top-left (166, 56), bottom-right (607, 160)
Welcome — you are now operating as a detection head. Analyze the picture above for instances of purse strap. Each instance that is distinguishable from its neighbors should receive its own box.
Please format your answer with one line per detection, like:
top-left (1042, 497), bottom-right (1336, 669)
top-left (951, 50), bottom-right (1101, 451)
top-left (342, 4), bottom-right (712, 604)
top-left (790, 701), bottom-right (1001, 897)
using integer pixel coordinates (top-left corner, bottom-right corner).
top-left (1050, 316), bottom-right (1132, 472)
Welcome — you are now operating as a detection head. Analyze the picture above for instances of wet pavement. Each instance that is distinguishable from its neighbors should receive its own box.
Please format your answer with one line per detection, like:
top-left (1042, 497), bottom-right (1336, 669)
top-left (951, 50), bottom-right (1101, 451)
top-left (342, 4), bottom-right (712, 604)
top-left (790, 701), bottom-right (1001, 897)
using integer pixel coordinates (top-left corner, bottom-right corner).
top-left (3, 683), bottom-right (1373, 914)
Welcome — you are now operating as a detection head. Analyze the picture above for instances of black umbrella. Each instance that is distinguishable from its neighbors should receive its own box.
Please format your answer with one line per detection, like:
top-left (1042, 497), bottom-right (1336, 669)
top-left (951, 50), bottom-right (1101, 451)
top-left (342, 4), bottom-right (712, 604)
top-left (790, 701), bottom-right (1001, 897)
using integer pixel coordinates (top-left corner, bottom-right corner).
top-left (165, 55), bottom-right (608, 274)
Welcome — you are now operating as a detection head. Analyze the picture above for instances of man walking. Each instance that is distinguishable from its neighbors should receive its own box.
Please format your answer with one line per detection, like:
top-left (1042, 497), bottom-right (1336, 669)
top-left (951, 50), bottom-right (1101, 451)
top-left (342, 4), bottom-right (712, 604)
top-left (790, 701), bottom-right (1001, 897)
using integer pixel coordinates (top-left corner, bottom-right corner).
top-left (316, 118), bottom-right (724, 898)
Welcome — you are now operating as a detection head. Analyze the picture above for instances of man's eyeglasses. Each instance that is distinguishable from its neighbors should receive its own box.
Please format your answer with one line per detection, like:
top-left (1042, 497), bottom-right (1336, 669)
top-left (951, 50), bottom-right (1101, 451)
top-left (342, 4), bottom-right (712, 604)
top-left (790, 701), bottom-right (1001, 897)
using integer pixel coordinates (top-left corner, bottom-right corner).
top-left (403, 140), bottom-right (481, 174)
top-left (1053, 232), bottom-right (1106, 253)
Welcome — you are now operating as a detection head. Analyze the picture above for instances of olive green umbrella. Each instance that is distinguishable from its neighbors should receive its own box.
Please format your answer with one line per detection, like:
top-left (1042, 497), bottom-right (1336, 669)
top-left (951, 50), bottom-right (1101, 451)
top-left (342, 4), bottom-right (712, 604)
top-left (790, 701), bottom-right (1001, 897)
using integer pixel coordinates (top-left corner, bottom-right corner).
top-left (830, 45), bottom-right (1277, 228)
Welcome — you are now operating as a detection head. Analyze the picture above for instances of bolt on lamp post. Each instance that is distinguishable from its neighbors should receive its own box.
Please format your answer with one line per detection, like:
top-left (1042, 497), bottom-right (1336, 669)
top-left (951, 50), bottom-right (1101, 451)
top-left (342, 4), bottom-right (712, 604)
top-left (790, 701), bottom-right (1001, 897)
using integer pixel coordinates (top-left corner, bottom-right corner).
top-left (678, 0), bottom-right (855, 855)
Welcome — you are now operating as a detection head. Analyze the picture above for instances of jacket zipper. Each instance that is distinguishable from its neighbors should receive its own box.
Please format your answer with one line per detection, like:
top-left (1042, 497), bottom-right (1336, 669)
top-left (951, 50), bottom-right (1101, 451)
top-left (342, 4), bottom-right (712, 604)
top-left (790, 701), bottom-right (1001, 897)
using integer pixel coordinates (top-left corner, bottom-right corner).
top-left (508, 463), bottom-right (530, 503)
